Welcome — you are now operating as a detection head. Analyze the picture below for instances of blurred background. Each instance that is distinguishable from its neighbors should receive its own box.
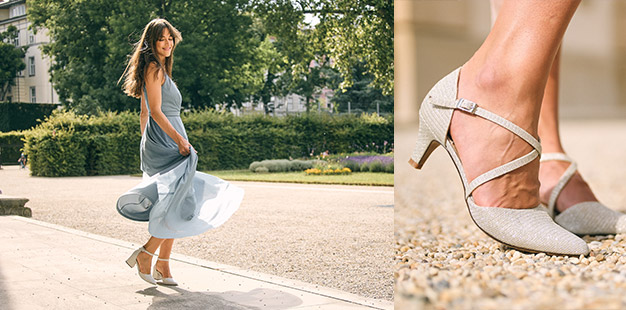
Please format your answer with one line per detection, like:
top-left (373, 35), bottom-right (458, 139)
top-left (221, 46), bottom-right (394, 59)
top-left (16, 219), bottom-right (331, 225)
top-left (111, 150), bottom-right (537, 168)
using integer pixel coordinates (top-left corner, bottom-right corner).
top-left (396, 0), bottom-right (626, 126)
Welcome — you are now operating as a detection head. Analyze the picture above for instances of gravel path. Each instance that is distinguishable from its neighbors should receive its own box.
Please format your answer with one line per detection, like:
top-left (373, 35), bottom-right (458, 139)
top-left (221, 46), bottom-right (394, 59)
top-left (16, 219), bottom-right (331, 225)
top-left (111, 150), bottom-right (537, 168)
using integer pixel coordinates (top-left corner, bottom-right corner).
top-left (395, 120), bottom-right (626, 309)
top-left (0, 169), bottom-right (394, 301)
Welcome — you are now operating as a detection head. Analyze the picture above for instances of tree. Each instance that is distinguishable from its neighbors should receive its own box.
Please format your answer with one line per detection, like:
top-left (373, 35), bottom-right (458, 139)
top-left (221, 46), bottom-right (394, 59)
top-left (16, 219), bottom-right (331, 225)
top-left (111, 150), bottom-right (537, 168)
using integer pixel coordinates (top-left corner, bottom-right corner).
top-left (332, 62), bottom-right (393, 114)
top-left (314, 0), bottom-right (394, 95)
top-left (0, 26), bottom-right (27, 102)
top-left (28, 0), bottom-right (261, 114)
top-left (252, 37), bottom-right (287, 114)
top-left (252, 0), bottom-right (393, 96)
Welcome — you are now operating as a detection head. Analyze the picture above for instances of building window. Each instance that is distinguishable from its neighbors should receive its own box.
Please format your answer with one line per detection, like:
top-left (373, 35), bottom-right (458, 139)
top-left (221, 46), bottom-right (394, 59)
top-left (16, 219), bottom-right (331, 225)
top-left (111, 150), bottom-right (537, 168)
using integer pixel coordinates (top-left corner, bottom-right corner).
top-left (13, 30), bottom-right (20, 46)
top-left (28, 57), bottom-right (35, 76)
top-left (29, 32), bottom-right (35, 44)
top-left (10, 5), bottom-right (26, 18)
top-left (30, 87), bottom-right (36, 103)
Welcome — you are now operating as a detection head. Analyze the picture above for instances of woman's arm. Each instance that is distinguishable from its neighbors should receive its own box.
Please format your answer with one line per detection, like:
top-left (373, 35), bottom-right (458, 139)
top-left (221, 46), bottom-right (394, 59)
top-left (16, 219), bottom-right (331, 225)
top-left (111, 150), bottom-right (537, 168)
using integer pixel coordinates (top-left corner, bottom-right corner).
top-left (140, 93), bottom-right (149, 136)
top-left (145, 62), bottom-right (191, 156)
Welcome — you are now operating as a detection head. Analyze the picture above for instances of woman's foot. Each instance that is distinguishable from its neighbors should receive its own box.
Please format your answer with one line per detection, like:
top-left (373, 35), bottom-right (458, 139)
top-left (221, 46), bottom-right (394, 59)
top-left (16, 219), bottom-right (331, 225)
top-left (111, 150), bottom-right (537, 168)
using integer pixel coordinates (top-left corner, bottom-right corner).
top-left (154, 259), bottom-right (173, 278)
top-left (450, 62), bottom-right (542, 209)
top-left (539, 159), bottom-right (598, 213)
top-left (136, 250), bottom-right (153, 275)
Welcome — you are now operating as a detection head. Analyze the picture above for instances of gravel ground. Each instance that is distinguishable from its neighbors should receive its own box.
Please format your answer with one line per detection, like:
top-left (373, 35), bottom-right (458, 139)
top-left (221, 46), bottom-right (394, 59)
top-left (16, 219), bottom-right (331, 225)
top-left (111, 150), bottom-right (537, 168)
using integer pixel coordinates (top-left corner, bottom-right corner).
top-left (395, 120), bottom-right (626, 309)
top-left (0, 170), bottom-right (394, 301)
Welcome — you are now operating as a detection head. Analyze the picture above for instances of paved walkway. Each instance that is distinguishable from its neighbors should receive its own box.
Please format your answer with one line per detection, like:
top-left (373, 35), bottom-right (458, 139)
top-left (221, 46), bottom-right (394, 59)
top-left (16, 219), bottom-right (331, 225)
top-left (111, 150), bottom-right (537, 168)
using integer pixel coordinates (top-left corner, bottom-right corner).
top-left (0, 215), bottom-right (392, 309)
top-left (0, 167), bottom-right (393, 300)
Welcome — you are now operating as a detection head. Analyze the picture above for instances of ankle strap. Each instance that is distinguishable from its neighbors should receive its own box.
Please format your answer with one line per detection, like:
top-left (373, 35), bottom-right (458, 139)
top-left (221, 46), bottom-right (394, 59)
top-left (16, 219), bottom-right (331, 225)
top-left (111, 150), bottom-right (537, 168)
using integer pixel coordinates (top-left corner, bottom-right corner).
top-left (141, 247), bottom-right (156, 257)
top-left (157, 258), bottom-right (170, 261)
top-left (540, 153), bottom-right (578, 217)
top-left (540, 152), bottom-right (573, 163)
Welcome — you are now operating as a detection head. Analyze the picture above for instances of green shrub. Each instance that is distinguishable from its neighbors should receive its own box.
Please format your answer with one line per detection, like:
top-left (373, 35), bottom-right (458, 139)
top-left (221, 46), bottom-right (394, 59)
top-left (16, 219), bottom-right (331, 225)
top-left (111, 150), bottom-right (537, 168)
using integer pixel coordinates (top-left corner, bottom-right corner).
top-left (23, 110), bottom-right (141, 176)
top-left (24, 128), bottom-right (88, 176)
top-left (290, 159), bottom-right (312, 171)
top-left (0, 131), bottom-right (26, 165)
top-left (248, 159), bottom-right (324, 173)
top-left (254, 166), bottom-right (269, 173)
top-left (23, 110), bottom-right (392, 176)
top-left (385, 161), bottom-right (394, 173)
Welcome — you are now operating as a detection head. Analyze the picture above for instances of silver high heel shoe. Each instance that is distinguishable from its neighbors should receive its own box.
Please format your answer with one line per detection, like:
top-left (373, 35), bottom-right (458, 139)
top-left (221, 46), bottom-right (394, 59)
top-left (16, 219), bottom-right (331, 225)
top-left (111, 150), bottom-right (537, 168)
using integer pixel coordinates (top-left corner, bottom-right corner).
top-left (153, 258), bottom-right (178, 286)
top-left (541, 153), bottom-right (626, 235)
top-left (126, 246), bottom-right (157, 285)
top-left (409, 67), bottom-right (589, 255)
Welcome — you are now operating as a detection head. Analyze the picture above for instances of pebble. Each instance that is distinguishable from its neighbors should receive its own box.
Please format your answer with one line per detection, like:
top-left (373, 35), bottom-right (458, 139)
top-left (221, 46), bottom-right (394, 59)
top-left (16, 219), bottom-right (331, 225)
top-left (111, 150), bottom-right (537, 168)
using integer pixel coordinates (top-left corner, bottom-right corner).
top-left (395, 123), bottom-right (626, 308)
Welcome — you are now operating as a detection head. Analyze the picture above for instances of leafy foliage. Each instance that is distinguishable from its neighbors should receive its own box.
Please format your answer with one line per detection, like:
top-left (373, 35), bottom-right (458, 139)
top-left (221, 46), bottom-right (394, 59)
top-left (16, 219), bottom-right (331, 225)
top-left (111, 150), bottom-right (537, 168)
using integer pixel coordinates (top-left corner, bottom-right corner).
top-left (22, 110), bottom-right (392, 176)
top-left (253, 0), bottom-right (394, 95)
top-left (331, 62), bottom-right (393, 114)
top-left (23, 110), bottom-right (141, 176)
top-left (0, 131), bottom-right (26, 166)
top-left (27, 0), bottom-right (260, 113)
top-left (0, 26), bottom-right (27, 101)
top-left (0, 102), bottom-right (57, 131)
top-left (27, 0), bottom-right (391, 115)
top-left (248, 159), bottom-right (325, 172)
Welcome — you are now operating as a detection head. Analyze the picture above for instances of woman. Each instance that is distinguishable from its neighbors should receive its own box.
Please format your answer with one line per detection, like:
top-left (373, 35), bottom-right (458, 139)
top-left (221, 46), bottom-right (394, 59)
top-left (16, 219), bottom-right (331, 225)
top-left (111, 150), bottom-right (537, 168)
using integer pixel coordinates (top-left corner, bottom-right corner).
top-left (117, 18), bottom-right (243, 285)
top-left (411, 0), bottom-right (623, 256)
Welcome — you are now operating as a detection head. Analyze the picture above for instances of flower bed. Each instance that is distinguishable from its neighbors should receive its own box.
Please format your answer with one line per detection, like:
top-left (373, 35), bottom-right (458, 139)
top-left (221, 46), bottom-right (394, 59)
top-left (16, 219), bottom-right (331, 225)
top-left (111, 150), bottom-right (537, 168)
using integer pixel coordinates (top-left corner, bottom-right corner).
top-left (305, 167), bottom-right (352, 175)
top-left (340, 155), bottom-right (393, 173)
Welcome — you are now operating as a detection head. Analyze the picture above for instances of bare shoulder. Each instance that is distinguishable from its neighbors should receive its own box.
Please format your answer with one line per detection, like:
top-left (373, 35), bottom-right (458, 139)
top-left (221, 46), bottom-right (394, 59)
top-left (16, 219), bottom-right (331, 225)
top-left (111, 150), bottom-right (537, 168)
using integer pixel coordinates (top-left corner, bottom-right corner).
top-left (145, 62), bottom-right (165, 85)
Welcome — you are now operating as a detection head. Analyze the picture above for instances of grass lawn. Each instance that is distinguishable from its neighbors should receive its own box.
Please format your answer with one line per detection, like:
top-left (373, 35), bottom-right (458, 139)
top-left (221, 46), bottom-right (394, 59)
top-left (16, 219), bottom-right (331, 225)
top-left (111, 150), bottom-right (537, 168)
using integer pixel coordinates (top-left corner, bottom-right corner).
top-left (204, 170), bottom-right (393, 187)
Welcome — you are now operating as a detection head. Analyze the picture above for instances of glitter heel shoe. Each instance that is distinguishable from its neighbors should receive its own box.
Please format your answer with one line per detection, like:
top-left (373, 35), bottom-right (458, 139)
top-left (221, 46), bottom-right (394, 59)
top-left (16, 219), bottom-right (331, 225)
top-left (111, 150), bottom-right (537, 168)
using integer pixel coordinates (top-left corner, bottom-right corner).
top-left (541, 153), bottom-right (626, 235)
top-left (409, 67), bottom-right (589, 255)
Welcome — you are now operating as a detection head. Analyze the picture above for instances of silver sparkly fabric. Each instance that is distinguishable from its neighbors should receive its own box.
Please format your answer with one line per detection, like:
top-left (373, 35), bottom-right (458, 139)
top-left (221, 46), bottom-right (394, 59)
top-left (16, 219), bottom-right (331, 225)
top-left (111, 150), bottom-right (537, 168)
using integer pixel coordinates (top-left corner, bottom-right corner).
top-left (555, 202), bottom-right (626, 235)
top-left (541, 153), bottom-right (626, 235)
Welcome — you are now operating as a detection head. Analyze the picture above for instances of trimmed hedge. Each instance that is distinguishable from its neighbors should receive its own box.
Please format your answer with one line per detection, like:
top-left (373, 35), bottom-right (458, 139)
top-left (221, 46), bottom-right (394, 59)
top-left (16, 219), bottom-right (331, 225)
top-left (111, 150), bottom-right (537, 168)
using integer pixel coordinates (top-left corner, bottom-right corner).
top-left (0, 131), bottom-right (26, 166)
top-left (24, 111), bottom-right (141, 176)
top-left (23, 110), bottom-right (393, 177)
top-left (0, 102), bottom-right (58, 132)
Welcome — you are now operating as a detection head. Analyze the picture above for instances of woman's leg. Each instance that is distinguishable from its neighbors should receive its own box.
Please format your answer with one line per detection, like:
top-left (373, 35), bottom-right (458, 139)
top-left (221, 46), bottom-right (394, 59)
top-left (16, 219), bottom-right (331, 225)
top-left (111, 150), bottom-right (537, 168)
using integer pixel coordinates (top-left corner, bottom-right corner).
top-left (155, 239), bottom-right (174, 278)
top-left (137, 236), bottom-right (164, 274)
top-left (451, 0), bottom-right (581, 209)
top-left (490, 0), bottom-right (598, 213)
top-left (536, 48), bottom-right (599, 212)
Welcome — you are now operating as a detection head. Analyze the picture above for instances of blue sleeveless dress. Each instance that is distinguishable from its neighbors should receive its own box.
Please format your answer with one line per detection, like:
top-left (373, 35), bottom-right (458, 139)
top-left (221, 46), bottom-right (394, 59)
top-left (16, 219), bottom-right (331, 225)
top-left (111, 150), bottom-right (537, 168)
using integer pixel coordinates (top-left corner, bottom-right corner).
top-left (116, 73), bottom-right (243, 239)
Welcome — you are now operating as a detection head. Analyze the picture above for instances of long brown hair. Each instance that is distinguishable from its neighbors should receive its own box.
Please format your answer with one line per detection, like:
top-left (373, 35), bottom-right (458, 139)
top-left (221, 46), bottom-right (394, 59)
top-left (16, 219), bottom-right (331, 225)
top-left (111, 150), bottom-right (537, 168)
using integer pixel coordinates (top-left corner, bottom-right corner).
top-left (119, 18), bottom-right (182, 99)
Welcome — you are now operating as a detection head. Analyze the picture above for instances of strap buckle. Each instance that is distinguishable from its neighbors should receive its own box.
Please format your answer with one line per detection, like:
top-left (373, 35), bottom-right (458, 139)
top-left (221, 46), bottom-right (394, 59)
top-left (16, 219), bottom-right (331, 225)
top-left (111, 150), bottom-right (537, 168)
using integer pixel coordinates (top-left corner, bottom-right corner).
top-left (456, 99), bottom-right (477, 114)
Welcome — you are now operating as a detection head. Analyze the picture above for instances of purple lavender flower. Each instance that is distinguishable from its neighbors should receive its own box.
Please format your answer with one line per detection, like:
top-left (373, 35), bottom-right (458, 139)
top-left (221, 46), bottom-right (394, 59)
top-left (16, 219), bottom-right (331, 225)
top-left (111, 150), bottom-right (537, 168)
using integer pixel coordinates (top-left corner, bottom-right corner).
top-left (340, 155), bottom-right (393, 165)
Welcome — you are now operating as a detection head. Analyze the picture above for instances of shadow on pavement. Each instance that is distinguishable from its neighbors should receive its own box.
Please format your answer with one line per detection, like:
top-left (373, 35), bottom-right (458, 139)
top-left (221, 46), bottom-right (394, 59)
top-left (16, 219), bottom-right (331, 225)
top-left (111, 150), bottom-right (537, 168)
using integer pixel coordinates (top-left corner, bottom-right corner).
top-left (0, 262), bottom-right (13, 310)
top-left (137, 286), bottom-right (303, 310)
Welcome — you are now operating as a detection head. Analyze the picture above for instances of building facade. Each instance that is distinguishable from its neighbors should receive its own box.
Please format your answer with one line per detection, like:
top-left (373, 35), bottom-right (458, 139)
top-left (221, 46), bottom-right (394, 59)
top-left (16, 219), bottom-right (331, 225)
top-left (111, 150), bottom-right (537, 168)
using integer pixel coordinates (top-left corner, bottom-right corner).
top-left (0, 0), bottom-right (57, 104)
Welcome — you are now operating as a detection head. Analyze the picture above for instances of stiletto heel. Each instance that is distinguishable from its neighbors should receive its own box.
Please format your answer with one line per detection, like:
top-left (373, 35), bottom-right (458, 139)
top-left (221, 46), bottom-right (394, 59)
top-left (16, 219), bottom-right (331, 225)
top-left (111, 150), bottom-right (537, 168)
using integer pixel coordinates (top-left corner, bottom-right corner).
top-left (409, 120), bottom-right (439, 169)
top-left (126, 246), bottom-right (157, 285)
top-left (153, 258), bottom-right (178, 286)
top-left (410, 67), bottom-right (589, 255)
top-left (541, 153), bottom-right (626, 235)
